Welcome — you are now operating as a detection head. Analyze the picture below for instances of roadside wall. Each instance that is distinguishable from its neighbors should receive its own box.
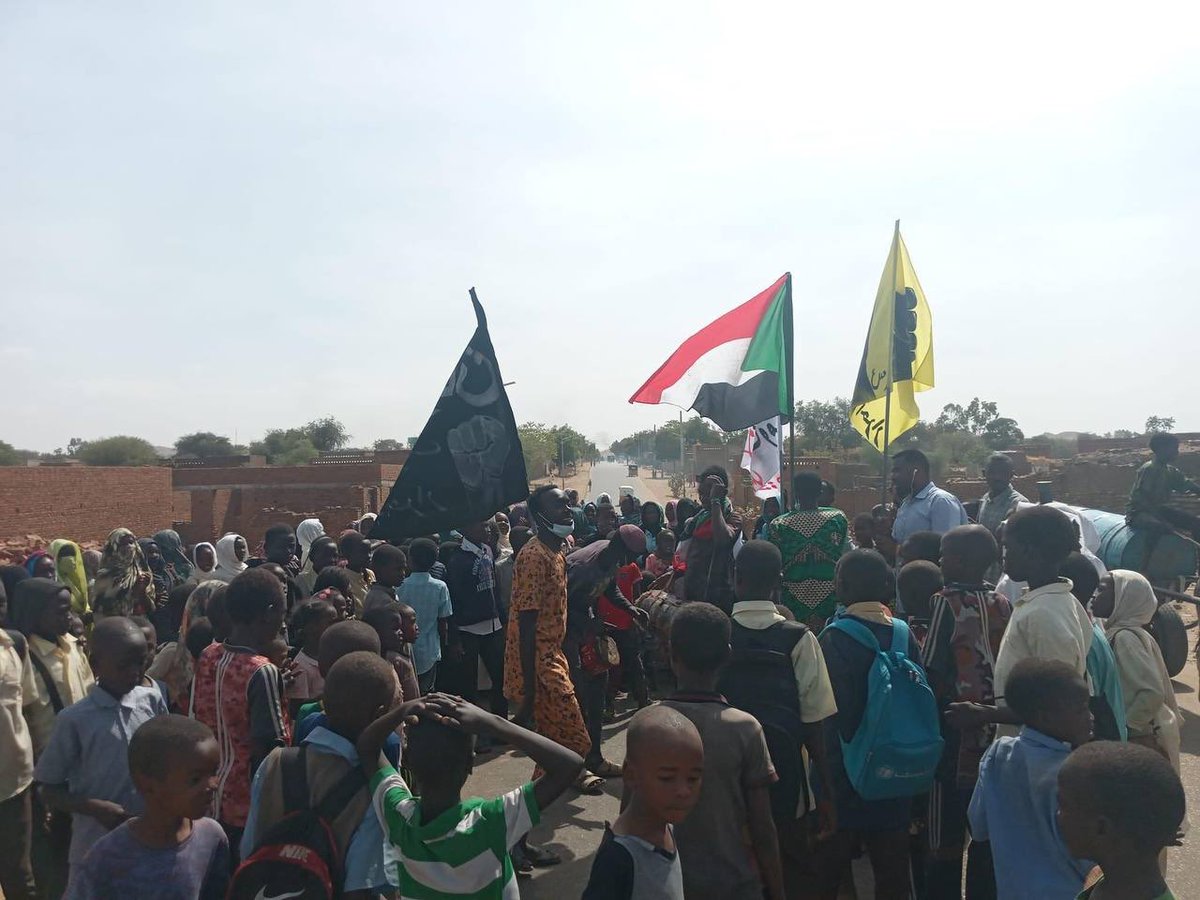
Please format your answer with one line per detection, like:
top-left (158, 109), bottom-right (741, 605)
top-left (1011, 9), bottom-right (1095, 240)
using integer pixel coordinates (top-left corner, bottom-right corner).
top-left (0, 467), bottom-right (175, 543)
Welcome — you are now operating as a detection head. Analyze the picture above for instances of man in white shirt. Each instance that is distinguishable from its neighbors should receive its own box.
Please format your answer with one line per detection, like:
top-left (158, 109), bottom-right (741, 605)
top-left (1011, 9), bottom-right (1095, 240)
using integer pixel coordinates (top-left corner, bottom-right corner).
top-left (949, 506), bottom-right (1092, 737)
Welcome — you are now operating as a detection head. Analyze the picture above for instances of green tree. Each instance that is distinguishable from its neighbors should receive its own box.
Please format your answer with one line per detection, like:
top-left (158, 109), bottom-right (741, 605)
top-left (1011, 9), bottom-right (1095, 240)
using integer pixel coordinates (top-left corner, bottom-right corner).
top-left (548, 425), bottom-right (596, 467)
top-left (77, 436), bottom-right (159, 466)
top-left (373, 438), bottom-right (405, 452)
top-left (612, 416), bottom-right (733, 463)
top-left (249, 429), bottom-right (320, 465)
top-left (931, 429), bottom-right (989, 469)
top-left (1145, 415), bottom-right (1176, 433)
top-left (514, 423), bottom-right (596, 475)
top-left (517, 423), bottom-right (556, 475)
top-left (0, 440), bottom-right (20, 466)
top-left (302, 416), bottom-right (350, 452)
top-left (982, 417), bottom-right (1024, 450)
top-left (936, 398), bottom-right (1000, 434)
top-left (794, 397), bottom-right (858, 454)
top-left (174, 432), bottom-right (236, 458)
top-left (934, 397), bottom-right (1024, 450)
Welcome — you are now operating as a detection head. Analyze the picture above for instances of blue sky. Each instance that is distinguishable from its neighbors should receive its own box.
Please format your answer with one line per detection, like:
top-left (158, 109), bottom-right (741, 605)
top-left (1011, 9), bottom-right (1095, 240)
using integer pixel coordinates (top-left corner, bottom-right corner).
top-left (3, 2), bottom-right (1197, 451)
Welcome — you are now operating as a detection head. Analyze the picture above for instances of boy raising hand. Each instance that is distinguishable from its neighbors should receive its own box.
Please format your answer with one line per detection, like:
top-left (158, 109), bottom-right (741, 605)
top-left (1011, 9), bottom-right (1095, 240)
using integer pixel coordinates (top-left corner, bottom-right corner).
top-left (357, 692), bottom-right (583, 899)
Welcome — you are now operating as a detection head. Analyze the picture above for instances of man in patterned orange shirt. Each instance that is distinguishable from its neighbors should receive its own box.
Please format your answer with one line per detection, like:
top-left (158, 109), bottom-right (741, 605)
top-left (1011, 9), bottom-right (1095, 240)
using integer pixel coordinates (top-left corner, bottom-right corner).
top-left (503, 485), bottom-right (593, 870)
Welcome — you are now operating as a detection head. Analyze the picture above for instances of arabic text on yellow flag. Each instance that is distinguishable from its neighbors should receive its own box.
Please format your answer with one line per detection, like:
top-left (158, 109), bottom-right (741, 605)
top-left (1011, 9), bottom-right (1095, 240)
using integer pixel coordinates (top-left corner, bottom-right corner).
top-left (849, 224), bottom-right (935, 451)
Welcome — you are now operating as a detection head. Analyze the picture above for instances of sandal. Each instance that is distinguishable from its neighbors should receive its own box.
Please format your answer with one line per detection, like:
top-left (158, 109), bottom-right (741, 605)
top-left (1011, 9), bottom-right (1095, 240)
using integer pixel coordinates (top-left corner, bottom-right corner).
top-left (511, 846), bottom-right (533, 877)
top-left (590, 759), bottom-right (623, 778)
top-left (523, 843), bottom-right (562, 868)
top-left (574, 772), bottom-right (606, 795)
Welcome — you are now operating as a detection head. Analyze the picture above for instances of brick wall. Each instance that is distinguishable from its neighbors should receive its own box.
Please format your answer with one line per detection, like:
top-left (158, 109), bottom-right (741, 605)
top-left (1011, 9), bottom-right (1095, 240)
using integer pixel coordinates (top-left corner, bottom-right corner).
top-left (0, 462), bottom-right (405, 547)
top-left (173, 463), bottom-right (400, 545)
top-left (0, 467), bottom-right (176, 543)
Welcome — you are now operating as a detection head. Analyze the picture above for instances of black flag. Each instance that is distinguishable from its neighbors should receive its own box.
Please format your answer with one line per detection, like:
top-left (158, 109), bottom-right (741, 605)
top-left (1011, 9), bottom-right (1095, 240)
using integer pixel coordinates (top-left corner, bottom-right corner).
top-left (370, 290), bottom-right (529, 541)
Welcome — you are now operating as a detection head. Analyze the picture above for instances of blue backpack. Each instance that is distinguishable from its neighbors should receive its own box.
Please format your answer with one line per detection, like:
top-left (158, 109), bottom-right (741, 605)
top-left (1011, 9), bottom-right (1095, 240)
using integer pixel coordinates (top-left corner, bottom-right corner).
top-left (824, 616), bottom-right (943, 800)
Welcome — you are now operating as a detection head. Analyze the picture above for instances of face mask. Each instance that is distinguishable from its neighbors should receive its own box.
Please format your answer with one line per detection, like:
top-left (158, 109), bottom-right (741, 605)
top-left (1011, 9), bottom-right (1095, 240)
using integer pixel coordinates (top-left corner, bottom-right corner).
top-left (537, 512), bottom-right (575, 538)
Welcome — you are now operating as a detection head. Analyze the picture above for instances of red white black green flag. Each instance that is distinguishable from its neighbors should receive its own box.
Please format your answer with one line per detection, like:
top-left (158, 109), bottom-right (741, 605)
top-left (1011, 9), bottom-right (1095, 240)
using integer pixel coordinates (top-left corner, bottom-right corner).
top-left (629, 274), bottom-right (793, 432)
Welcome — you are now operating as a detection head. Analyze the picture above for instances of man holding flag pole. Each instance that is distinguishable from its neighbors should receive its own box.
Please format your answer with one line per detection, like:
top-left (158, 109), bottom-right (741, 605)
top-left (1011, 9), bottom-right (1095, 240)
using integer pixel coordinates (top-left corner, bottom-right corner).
top-left (629, 273), bottom-right (795, 605)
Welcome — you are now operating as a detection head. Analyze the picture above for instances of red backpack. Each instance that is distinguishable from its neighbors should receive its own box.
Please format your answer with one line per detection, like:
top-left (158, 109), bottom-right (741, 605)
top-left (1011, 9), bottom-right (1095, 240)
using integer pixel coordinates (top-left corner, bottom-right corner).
top-left (227, 746), bottom-right (366, 900)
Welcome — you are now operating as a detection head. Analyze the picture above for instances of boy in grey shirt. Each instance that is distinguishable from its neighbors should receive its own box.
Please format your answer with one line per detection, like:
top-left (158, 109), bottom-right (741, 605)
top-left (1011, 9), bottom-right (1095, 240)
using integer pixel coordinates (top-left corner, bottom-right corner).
top-left (67, 716), bottom-right (228, 899)
top-left (584, 705), bottom-right (703, 900)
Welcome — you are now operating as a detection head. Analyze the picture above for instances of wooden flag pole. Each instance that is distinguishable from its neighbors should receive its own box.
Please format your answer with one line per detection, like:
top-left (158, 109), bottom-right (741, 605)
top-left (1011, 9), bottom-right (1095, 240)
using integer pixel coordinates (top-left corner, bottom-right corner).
top-left (880, 220), bottom-right (901, 507)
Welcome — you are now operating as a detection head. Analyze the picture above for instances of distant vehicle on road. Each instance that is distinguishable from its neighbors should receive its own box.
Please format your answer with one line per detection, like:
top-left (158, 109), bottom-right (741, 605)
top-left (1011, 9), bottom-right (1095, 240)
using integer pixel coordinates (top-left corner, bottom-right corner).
top-left (627, 464), bottom-right (638, 478)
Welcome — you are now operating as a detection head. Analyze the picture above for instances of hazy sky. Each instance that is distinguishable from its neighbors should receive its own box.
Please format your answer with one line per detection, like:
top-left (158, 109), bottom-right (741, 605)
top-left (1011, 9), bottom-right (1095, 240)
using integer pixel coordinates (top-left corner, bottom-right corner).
top-left (4, 3), bottom-right (1198, 453)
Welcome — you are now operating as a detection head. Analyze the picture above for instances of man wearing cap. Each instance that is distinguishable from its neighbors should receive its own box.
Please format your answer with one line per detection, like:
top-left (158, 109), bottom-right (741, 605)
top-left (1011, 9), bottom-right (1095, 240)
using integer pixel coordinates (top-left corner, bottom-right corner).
top-left (565, 525), bottom-right (650, 776)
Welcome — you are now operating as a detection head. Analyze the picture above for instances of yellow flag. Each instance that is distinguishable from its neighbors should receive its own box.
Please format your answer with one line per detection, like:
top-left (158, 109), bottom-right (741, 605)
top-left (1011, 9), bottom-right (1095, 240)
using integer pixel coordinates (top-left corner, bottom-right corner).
top-left (849, 222), bottom-right (935, 451)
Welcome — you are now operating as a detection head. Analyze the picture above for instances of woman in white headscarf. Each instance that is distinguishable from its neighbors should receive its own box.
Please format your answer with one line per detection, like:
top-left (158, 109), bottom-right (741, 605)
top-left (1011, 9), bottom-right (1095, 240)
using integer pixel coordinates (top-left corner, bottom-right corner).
top-left (1093, 569), bottom-right (1188, 857)
top-left (212, 533), bottom-right (249, 583)
top-left (1093, 570), bottom-right (1181, 768)
top-left (187, 542), bottom-right (217, 585)
top-left (296, 518), bottom-right (325, 561)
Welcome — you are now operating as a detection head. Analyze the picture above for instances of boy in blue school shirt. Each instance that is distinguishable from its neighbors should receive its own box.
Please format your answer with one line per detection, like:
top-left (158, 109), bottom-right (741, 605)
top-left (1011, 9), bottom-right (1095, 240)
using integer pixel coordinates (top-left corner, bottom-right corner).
top-left (243, 652), bottom-right (403, 896)
top-left (967, 657), bottom-right (1094, 900)
top-left (396, 538), bottom-right (453, 694)
top-left (34, 618), bottom-right (169, 887)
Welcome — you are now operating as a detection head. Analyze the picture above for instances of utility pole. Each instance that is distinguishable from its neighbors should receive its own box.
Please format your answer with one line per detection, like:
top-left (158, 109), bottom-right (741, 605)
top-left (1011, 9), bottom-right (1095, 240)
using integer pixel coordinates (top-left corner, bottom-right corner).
top-left (559, 436), bottom-right (566, 489)
top-left (679, 411), bottom-right (685, 475)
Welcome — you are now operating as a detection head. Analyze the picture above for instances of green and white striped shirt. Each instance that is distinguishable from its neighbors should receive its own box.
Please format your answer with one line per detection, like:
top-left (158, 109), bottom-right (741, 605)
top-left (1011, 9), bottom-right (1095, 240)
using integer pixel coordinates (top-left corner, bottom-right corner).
top-left (370, 764), bottom-right (540, 899)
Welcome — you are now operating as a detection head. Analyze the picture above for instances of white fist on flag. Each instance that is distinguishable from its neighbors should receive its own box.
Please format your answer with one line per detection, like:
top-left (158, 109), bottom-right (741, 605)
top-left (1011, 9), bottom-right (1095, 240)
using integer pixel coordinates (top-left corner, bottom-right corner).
top-left (741, 417), bottom-right (782, 500)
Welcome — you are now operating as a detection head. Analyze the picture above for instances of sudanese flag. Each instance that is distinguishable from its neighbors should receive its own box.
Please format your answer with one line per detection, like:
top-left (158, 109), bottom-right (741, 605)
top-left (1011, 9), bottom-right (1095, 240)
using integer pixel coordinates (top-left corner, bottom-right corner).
top-left (629, 274), bottom-right (793, 432)
top-left (370, 290), bottom-right (528, 542)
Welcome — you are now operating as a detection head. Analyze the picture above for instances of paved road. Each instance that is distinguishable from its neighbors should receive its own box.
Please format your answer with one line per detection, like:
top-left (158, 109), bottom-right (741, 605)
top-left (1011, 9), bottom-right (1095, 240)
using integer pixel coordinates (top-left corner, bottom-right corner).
top-left (586, 460), bottom-right (652, 506)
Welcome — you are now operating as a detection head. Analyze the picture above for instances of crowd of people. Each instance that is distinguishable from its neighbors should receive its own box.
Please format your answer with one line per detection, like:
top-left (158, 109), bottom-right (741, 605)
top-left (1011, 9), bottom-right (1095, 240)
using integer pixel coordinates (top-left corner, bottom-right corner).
top-left (0, 433), bottom-right (1193, 900)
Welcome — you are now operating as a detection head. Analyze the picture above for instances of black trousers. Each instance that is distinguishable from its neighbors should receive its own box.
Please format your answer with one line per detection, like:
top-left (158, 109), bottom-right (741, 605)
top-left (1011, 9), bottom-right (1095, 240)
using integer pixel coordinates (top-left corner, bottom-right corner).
top-left (443, 629), bottom-right (509, 719)
top-left (925, 780), bottom-right (996, 900)
top-left (608, 627), bottom-right (648, 706)
top-left (565, 635), bottom-right (608, 769)
top-left (0, 787), bottom-right (36, 900)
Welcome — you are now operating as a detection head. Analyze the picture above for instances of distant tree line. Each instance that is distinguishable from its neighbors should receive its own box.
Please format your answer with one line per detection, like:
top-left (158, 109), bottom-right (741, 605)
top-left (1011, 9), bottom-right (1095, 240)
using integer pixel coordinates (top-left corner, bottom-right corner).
top-left (0, 415), bottom-right (599, 469)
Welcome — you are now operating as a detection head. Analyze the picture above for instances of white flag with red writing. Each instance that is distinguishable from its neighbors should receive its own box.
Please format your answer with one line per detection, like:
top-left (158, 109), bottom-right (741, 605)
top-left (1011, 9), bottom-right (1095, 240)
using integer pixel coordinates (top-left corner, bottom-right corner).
top-left (741, 417), bottom-right (782, 499)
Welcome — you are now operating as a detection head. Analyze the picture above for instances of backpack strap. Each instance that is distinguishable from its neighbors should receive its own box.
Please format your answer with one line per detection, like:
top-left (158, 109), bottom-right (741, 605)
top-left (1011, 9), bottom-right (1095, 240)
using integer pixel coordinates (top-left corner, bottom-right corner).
top-left (888, 618), bottom-right (912, 658)
top-left (28, 651), bottom-right (65, 714)
top-left (281, 744), bottom-right (367, 823)
top-left (825, 616), bottom-right (882, 652)
top-left (315, 764), bottom-right (367, 823)
top-left (279, 746), bottom-right (310, 814)
top-left (5, 629), bottom-right (27, 662)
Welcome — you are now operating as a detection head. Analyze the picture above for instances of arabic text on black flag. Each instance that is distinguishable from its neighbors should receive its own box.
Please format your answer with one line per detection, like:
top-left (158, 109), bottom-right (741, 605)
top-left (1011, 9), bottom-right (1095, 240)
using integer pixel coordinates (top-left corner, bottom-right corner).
top-left (370, 290), bottom-right (528, 541)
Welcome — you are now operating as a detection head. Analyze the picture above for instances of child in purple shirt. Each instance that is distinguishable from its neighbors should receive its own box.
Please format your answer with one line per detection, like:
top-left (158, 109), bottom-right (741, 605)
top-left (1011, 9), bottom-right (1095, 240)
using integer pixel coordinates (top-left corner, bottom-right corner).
top-left (67, 715), bottom-right (229, 900)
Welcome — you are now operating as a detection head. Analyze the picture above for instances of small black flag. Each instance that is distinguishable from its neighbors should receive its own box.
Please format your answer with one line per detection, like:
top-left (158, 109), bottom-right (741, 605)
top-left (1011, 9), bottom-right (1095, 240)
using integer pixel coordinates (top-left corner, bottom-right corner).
top-left (370, 290), bottom-right (529, 541)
